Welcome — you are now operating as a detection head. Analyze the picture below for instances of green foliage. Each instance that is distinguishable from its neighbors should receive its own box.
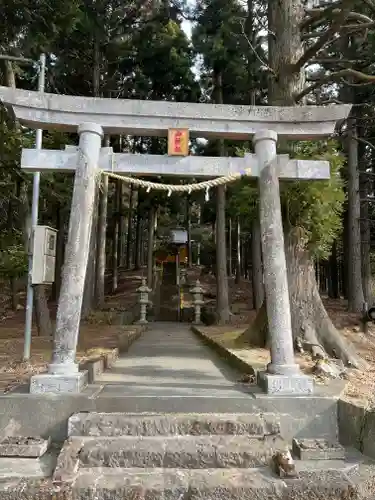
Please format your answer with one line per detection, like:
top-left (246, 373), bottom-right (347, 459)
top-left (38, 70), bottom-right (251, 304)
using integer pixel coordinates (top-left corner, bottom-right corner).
top-left (283, 141), bottom-right (346, 258)
top-left (228, 140), bottom-right (346, 258)
top-left (0, 232), bottom-right (27, 279)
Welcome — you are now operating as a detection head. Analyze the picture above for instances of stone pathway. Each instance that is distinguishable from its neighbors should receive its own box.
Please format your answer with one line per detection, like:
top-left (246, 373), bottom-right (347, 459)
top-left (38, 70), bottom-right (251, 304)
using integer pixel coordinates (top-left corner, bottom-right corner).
top-left (95, 322), bottom-right (251, 399)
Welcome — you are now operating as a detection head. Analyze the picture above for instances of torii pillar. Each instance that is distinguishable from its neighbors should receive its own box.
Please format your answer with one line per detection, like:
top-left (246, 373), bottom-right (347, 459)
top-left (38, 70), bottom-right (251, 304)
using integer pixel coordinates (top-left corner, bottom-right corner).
top-left (33, 123), bottom-right (103, 393)
top-left (254, 130), bottom-right (312, 394)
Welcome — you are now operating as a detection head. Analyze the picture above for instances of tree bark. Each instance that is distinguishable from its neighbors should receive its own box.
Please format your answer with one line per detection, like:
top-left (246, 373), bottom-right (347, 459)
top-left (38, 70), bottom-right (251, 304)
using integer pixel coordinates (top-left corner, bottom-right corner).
top-left (361, 198), bottom-right (372, 304)
top-left (95, 174), bottom-right (108, 308)
top-left (235, 217), bottom-right (241, 284)
top-left (186, 196), bottom-right (192, 268)
top-left (328, 241), bottom-right (339, 299)
top-left (52, 203), bottom-right (65, 302)
top-left (134, 192), bottom-right (142, 270)
top-left (251, 218), bottom-right (264, 311)
top-left (214, 69), bottom-right (230, 324)
top-left (359, 139), bottom-right (372, 305)
top-left (147, 206), bottom-right (156, 288)
top-left (126, 185), bottom-right (134, 269)
top-left (8, 180), bottom-right (19, 310)
top-left (5, 61), bottom-right (52, 334)
top-left (268, 0), bottom-right (305, 106)
top-left (240, 0), bottom-right (366, 368)
top-left (216, 185), bottom-right (230, 323)
top-left (117, 182), bottom-right (124, 268)
top-left (242, 228), bottom-right (366, 368)
top-left (82, 186), bottom-right (98, 316)
top-left (228, 217), bottom-right (232, 276)
top-left (112, 181), bottom-right (120, 293)
top-left (347, 121), bottom-right (365, 312)
top-left (197, 203), bottom-right (202, 265)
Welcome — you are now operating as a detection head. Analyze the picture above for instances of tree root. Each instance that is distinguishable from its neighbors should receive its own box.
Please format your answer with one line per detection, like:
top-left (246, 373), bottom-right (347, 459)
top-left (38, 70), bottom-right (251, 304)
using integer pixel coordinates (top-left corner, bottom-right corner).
top-left (307, 315), bottom-right (369, 370)
top-left (238, 303), bottom-right (368, 370)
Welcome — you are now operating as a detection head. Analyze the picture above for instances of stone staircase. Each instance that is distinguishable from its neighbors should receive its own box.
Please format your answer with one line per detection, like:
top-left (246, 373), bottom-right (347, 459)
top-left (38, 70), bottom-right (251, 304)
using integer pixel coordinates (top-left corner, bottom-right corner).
top-left (58, 412), bottom-right (374, 499)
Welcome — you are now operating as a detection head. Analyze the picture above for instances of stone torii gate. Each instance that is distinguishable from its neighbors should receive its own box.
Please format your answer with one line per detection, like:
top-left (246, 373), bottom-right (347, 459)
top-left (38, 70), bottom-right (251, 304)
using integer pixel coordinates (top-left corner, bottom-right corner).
top-left (0, 86), bottom-right (351, 395)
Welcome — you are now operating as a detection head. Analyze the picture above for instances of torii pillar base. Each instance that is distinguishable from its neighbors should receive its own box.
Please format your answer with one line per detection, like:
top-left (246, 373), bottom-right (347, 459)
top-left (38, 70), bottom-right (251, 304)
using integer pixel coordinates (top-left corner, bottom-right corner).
top-left (30, 371), bottom-right (87, 394)
top-left (257, 371), bottom-right (314, 396)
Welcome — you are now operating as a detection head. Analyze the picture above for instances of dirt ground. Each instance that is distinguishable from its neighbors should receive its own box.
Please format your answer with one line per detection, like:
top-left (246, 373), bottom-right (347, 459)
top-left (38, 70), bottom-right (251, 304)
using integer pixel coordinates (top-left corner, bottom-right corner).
top-left (196, 274), bottom-right (375, 407)
top-left (0, 269), bottom-right (145, 393)
top-left (0, 268), bottom-right (373, 405)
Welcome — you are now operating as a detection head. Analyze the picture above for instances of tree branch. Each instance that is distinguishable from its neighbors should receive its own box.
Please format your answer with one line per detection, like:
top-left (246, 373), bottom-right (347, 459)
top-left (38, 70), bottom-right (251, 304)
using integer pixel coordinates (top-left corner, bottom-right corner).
top-left (363, 0), bottom-right (375, 15)
top-left (294, 0), bottom-right (355, 72)
top-left (239, 19), bottom-right (274, 74)
top-left (353, 135), bottom-right (375, 151)
top-left (294, 68), bottom-right (375, 102)
top-left (302, 22), bottom-right (375, 39)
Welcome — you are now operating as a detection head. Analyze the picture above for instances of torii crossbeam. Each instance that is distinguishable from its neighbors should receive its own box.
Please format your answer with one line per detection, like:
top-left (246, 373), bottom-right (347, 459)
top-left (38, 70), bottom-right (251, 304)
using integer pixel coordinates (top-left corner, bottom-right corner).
top-left (0, 85), bottom-right (350, 139)
top-left (21, 148), bottom-right (331, 180)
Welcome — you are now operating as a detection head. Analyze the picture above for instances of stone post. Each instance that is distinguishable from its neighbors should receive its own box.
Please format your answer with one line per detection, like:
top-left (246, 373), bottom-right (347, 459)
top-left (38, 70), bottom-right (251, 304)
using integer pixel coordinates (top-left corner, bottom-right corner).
top-left (191, 280), bottom-right (204, 325)
top-left (254, 130), bottom-right (313, 395)
top-left (137, 278), bottom-right (152, 324)
top-left (30, 123), bottom-right (103, 394)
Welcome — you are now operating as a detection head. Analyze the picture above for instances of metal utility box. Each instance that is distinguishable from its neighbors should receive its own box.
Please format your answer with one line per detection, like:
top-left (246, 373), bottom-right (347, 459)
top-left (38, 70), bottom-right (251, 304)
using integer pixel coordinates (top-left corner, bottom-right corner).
top-left (170, 229), bottom-right (188, 245)
top-left (31, 226), bottom-right (58, 285)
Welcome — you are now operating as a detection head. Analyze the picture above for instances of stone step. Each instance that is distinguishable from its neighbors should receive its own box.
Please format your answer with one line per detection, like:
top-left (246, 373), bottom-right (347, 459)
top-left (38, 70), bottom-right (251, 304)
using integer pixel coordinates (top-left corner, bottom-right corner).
top-left (78, 435), bottom-right (286, 469)
top-left (292, 438), bottom-right (346, 460)
top-left (68, 412), bottom-right (281, 437)
top-left (72, 463), bottom-right (360, 500)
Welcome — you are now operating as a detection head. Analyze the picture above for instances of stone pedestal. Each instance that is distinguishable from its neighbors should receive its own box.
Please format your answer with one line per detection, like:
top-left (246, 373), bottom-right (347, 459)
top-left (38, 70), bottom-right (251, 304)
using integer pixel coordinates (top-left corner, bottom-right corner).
top-left (30, 371), bottom-right (88, 394)
top-left (258, 371), bottom-right (313, 396)
top-left (254, 130), bottom-right (313, 394)
top-left (30, 123), bottom-right (103, 394)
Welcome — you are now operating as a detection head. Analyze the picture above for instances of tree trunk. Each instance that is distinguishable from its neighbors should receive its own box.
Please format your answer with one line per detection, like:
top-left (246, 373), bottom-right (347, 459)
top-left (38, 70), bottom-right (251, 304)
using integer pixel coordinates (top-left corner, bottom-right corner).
top-left (82, 34), bottom-right (101, 315)
top-left (112, 181), bottom-right (120, 293)
top-left (197, 203), bottom-right (202, 265)
top-left (242, 228), bottom-right (367, 368)
top-left (134, 193), bottom-right (142, 270)
top-left (186, 196), bottom-right (192, 268)
top-left (342, 213), bottom-right (349, 299)
top-left (34, 286), bottom-right (53, 336)
top-left (95, 174), bottom-right (108, 308)
top-left (347, 121), bottom-right (365, 312)
top-left (147, 206), bottom-right (156, 288)
top-left (126, 185), bottom-right (134, 269)
top-left (117, 182), bottom-right (124, 268)
top-left (52, 203), bottom-right (65, 302)
top-left (268, 0), bottom-right (305, 106)
top-left (235, 217), bottom-right (241, 284)
top-left (240, 0), bottom-right (366, 368)
top-left (251, 218), bottom-right (264, 311)
top-left (216, 185), bottom-right (230, 323)
top-left (228, 217), bottom-right (232, 276)
top-left (328, 241), bottom-right (339, 299)
top-left (214, 69), bottom-right (230, 324)
top-left (361, 199), bottom-right (372, 304)
top-left (8, 181), bottom-right (18, 310)
top-left (82, 186), bottom-right (98, 316)
top-left (5, 60), bottom-right (52, 333)
top-left (359, 139), bottom-right (372, 305)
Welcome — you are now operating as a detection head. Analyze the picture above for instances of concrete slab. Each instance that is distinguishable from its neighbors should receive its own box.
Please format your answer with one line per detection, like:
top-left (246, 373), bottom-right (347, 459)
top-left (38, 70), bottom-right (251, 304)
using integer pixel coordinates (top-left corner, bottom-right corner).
top-left (68, 412), bottom-right (281, 437)
top-left (77, 434), bottom-right (287, 469)
top-left (95, 323), bottom-right (245, 397)
top-left (0, 324), bottom-right (343, 443)
top-left (0, 451), bottom-right (57, 479)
